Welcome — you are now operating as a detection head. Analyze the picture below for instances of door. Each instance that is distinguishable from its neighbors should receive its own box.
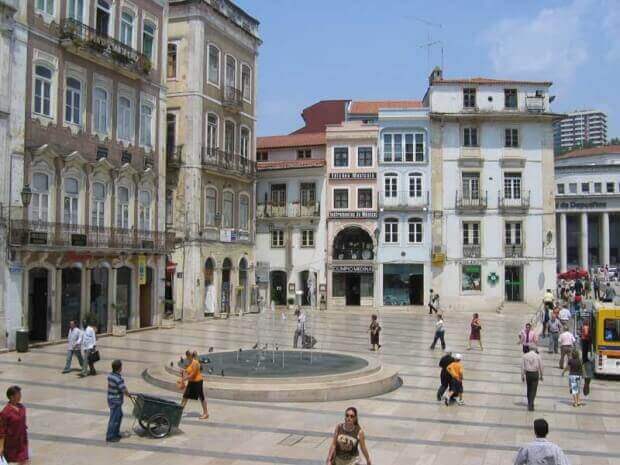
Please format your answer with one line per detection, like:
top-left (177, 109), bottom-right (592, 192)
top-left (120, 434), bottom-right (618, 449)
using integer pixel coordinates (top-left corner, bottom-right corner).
top-left (300, 271), bottom-right (310, 306)
top-left (29, 269), bottom-right (49, 341)
top-left (139, 267), bottom-right (153, 327)
top-left (90, 267), bottom-right (109, 332)
top-left (61, 268), bottom-right (82, 337)
top-left (505, 266), bottom-right (522, 302)
top-left (409, 274), bottom-right (424, 305)
top-left (345, 274), bottom-right (361, 306)
top-left (270, 271), bottom-right (287, 306)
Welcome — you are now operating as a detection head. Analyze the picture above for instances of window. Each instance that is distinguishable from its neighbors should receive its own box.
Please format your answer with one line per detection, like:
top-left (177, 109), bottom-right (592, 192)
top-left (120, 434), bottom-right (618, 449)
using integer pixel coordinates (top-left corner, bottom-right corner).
top-left (140, 104), bottom-right (153, 147)
top-left (208, 45), bottom-right (220, 85)
top-left (239, 195), bottom-right (249, 230)
top-left (301, 230), bottom-right (314, 247)
top-left (383, 134), bottom-right (392, 161)
top-left (297, 149), bottom-right (311, 159)
top-left (34, 65), bottom-right (52, 117)
top-left (166, 189), bottom-right (173, 225)
top-left (63, 178), bottom-right (79, 225)
top-left (408, 218), bottom-right (423, 243)
top-left (384, 218), bottom-right (398, 243)
top-left (117, 186), bottom-right (130, 228)
top-left (241, 64), bottom-right (251, 100)
top-left (334, 147), bottom-right (348, 167)
top-left (206, 113), bottom-right (218, 151)
top-left (333, 189), bottom-right (348, 209)
top-left (603, 319), bottom-right (620, 342)
top-left (505, 221), bottom-right (522, 245)
top-left (607, 182), bottom-right (615, 193)
top-left (505, 128), bottom-right (519, 148)
top-left (224, 120), bottom-right (235, 153)
top-left (68, 0), bottom-right (83, 21)
top-left (31, 173), bottom-right (49, 222)
top-left (222, 191), bottom-right (233, 228)
top-left (357, 147), bottom-right (372, 167)
top-left (225, 55), bottom-right (236, 88)
top-left (65, 77), bottom-right (81, 125)
top-left (393, 134), bottom-right (403, 161)
top-left (138, 190), bottom-right (151, 230)
top-left (120, 11), bottom-right (134, 47)
top-left (384, 174), bottom-right (398, 198)
top-left (463, 88), bottom-right (476, 108)
top-left (205, 188), bottom-right (217, 226)
top-left (300, 183), bottom-right (316, 206)
top-left (463, 222), bottom-right (480, 245)
top-left (166, 113), bottom-right (176, 156)
top-left (401, 133), bottom-right (425, 162)
top-left (557, 183), bottom-right (565, 195)
top-left (581, 182), bottom-right (590, 193)
top-left (142, 21), bottom-right (155, 62)
top-left (271, 184), bottom-right (286, 206)
top-left (36, 0), bottom-right (54, 15)
top-left (463, 127), bottom-right (478, 147)
top-left (569, 183), bottom-right (577, 194)
top-left (118, 96), bottom-right (133, 141)
top-left (256, 150), bottom-right (267, 162)
top-left (409, 173), bottom-right (422, 198)
top-left (358, 188), bottom-right (372, 208)
top-left (462, 265), bottom-right (482, 291)
top-left (462, 173), bottom-right (480, 199)
top-left (91, 182), bottom-right (105, 227)
top-left (414, 133), bottom-right (424, 162)
top-left (504, 173), bottom-right (522, 199)
top-left (504, 88), bottom-right (518, 108)
top-left (167, 43), bottom-right (177, 79)
top-left (594, 182), bottom-right (602, 193)
top-left (271, 230), bottom-right (284, 248)
top-left (93, 87), bottom-right (108, 134)
top-left (240, 127), bottom-right (250, 158)
top-left (96, 0), bottom-right (110, 36)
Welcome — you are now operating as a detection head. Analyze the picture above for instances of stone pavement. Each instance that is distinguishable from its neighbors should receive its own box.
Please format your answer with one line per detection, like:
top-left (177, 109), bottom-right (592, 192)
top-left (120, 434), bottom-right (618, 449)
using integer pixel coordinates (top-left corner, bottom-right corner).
top-left (2, 307), bottom-right (620, 465)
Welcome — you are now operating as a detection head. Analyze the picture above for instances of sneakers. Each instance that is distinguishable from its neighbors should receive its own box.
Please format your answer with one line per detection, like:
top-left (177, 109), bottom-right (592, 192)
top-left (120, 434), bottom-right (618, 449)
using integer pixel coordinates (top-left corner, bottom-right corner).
top-left (444, 396), bottom-right (449, 406)
top-left (457, 399), bottom-right (465, 405)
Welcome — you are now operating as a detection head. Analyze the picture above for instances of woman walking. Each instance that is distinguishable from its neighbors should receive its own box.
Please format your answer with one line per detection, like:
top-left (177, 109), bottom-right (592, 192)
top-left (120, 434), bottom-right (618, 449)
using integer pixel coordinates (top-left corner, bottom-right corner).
top-left (80, 319), bottom-right (98, 377)
top-left (181, 351), bottom-right (209, 419)
top-left (562, 350), bottom-right (585, 407)
top-left (326, 407), bottom-right (371, 465)
top-left (467, 313), bottom-right (483, 351)
top-left (368, 315), bottom-right (381, 351)
top-left (0, 386), bottom-right (29, 465)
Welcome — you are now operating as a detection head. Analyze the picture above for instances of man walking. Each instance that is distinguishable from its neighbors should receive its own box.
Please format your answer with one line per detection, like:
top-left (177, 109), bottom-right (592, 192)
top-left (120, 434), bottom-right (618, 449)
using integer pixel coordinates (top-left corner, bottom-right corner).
top-left (428, 289), bottom-right (439, 314)
top-left (521, 346), bottom-right (543, 411)
top-left (518, 323), bottom-right (538, 354)
top-left (602, 282), bottom-right (616, 303)
top-left (443, 353), bottom-right (464, 406)
top-left (429, 314), bottom-right (446, 350)
top-left (106, 360), bottom-right (131, 443)
top-left (558, 305), bottom-right (571, 331)
top-left (437, 349), bottom-right (454, 401)
top-left (547, 314), bottom-right (562, 354)
top-left (293, 309), bottom-right (306, 348)
top-left (593, 275), bottom-right (600, 300)
top-left (62, 320), bottom-right (84, 373)
top-left (559, 326), bottom-right (576, 369)
top-left (514, 418), bottom-right (569, 465)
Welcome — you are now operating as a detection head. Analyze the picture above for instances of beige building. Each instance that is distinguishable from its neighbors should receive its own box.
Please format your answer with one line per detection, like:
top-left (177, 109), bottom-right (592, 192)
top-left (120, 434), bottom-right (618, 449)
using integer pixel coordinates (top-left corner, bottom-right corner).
top-left (166, 0), bottom-right (261, 320)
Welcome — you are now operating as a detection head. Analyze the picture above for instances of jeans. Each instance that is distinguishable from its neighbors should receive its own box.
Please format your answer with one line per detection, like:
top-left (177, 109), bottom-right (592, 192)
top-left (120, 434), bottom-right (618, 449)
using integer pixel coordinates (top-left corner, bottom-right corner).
top-left (525, 371), bottom-right (539, 410)
top-left (106, 402), bottom-right (123, 441)
top-left (581, 340), bottom-right (591, 362)
top-left (430, 331), bottom-right (445, 349)
top-left (64, 349), bottom-right (84, 371)
top-left (293, 329), bottom-right (304, 348)
top-left (548, 332), bottom-right (559, 353)
top-left (437, 371), bottom-right (450, 400)
top-left (82, 348), bottom-right (96, 376)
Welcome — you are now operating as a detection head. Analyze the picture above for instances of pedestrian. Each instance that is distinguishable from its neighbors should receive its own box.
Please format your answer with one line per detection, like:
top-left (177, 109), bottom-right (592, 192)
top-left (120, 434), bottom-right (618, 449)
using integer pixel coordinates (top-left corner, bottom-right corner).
top-left (293, 309), bottom-right (306, 348)
top-left (584, 278), bottom-right (591, 299)
top-left (106, 360), bottom-right (131, 442)
top-left (181, 351), bottom-right (209, 420)
top-left (368, 314), bottom-right (381, 351)
top-left (443, 353), bottom-right (464, 406)
top-left (562, 349), bottom-right (584, 407)
top-left (604, 264), bottom-right (610, 282)
top-left (521, 346), bottom-right (543, 411)
top-left (602, 282), bottom-right (616, 302)
top-left (593, 274), bottom-right (600, 300)
top-left (574, 278), bottom-right (583, 296)
top-left (580, 320), bottom-right (592, 362)
top-left (558, 326), bottom-right (576, 369)
top-left (62, 320), bottom-right (84, 374)
top-left (0, 386), bottom-right (29, 465)
top-left (518, 323), bottom-right (539, 354)
top-left (326, 407), bottom-right (372, 465)
top-left (558, 305), bottom-right (571, 330)
top-left (547, 314), bottom-right (562, 354)
top-left (437, 349), bottom-right (454, 401)
top-left (583, 358), bottom-right (594, 397)
top-left (429, 314), bottom-right (446, 350)
top-left (467, 313), bottom-right (483, 351)
top-left (428, 289), bottom-right (439, 314)
top-left (80, 319), bottom-right (98, 377)
top-left (514, 418), bottom-right (570, 465)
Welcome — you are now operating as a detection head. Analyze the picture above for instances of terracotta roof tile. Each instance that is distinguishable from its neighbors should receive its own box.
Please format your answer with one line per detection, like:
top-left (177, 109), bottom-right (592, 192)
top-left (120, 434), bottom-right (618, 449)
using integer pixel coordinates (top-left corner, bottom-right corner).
top-left (349, 100), bottom-right (424, 114)
top-left (433, 77), bottom-right (552, 86)
top-left (556, 145), bottom-right (620, 159)
top-left (257, 132), bottom-right (326, 149)
top-left (257, 159), bottom-right (326, 171)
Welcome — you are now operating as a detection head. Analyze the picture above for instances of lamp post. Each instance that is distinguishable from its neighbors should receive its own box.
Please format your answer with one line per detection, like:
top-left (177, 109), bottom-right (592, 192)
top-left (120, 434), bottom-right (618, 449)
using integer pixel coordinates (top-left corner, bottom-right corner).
top-left (20, 184), bottom-right (32, 219)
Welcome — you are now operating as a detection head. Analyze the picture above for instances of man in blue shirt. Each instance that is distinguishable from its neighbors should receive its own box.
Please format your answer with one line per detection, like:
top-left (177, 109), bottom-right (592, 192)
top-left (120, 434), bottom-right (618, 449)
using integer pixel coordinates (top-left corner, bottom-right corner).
top-left (106, 360), bottom-right (131, 442)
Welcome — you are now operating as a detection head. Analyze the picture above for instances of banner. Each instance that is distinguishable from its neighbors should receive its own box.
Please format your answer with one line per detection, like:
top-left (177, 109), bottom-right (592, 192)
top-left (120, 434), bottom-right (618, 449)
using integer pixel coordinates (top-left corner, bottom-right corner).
top-left (138, 255), bottom-right (147, 285)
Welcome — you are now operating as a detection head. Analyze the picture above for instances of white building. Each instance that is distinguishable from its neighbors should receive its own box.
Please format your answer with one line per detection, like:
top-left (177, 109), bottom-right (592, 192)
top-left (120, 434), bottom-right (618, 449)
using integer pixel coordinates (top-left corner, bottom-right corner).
top-left (425, 68), bottom-right (558, 310)
top-left (555, 145), bottom-right (620, 271)
top-left (554, 110), bottom-right (607, 153)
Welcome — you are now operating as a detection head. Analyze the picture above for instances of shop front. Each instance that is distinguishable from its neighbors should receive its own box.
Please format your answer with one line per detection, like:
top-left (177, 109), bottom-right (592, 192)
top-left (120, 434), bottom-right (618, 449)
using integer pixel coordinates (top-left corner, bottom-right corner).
top-left (332, 265), bottom-right (374, 306)
top-left (382, 263), bottom-right (424, 306)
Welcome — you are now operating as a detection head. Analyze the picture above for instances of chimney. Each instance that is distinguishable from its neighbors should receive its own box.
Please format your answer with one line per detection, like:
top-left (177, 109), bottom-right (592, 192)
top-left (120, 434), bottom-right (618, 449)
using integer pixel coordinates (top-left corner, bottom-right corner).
top-left (429, 66), bottom-right (443, 85)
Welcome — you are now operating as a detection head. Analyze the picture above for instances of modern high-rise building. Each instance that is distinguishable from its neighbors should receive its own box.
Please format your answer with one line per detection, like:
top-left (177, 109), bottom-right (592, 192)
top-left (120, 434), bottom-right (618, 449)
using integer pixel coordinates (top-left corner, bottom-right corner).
top-left (553, 110), bottom-right (608, 153)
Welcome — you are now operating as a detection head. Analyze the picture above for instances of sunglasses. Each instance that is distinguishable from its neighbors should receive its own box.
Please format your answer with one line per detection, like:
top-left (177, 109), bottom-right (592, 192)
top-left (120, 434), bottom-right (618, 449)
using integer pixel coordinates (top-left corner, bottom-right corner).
top-left (345, 414), bottom-right (356, 418)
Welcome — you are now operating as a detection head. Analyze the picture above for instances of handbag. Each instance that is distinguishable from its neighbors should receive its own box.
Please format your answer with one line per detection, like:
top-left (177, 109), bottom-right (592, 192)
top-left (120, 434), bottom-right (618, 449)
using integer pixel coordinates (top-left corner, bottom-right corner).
top-left (89, 349), bottom-right (101, 363)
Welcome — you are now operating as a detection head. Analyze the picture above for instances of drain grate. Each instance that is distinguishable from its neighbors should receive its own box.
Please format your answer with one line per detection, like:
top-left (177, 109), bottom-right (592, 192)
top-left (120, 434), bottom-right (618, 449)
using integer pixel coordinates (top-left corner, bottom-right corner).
top-left (278, 434), bottom-right (329, 448)
top-left (279, 434), bottom-right (304, 446)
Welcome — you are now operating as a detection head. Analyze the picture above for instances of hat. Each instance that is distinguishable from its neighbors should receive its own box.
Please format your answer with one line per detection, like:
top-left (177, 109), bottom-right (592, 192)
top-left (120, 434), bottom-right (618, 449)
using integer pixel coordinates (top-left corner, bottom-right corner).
top-left (454, 353), bottom-right (462, 360)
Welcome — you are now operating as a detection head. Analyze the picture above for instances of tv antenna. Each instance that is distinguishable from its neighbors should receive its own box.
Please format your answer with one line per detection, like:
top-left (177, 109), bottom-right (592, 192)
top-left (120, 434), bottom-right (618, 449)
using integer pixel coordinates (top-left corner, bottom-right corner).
top-left (410, 16), bottom-right (444, 72)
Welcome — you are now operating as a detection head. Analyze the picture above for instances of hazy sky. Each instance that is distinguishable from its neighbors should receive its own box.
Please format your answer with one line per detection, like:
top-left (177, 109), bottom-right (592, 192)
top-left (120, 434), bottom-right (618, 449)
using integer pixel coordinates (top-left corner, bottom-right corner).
top-left (234, 0), bottom-right (619, 138)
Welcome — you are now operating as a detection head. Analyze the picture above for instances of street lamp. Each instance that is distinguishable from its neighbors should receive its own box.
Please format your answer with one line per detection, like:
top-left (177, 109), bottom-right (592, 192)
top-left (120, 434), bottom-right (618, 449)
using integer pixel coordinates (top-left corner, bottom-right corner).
top-left (20, 185), bottom-right (32, 209)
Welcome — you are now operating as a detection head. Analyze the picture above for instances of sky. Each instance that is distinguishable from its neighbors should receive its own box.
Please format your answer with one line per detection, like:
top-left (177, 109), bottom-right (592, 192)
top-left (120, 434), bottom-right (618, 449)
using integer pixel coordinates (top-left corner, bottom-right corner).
top-left (233, 0), bottom-right (620, 138)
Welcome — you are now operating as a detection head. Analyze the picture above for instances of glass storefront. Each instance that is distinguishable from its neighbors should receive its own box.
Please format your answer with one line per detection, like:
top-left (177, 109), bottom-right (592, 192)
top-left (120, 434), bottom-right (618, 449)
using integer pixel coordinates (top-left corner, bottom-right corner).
top-left (383, 264), bottom-right (424, 305)
top-left (462, 265), bottom-right (482, 291)
top-left (332, 272), bottom-right (373, 306)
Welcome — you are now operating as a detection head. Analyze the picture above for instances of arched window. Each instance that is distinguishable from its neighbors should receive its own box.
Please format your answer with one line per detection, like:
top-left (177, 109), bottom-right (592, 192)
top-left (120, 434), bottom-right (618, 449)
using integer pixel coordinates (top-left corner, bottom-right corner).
top-left (384, 218), bottom-right (399, 243)
top-left (208, 44), bottom-right (220, 85)
top-left (120, 11), bottom-right (134, 46)
top-left (118, 96), bottom-right (132, 141)
top-left (239, 195), bottom-right (249, 230)
top-left (222, 191), bottom-right (233, 228)
top-left (205, 188), bottom-right (217, 226)
top-left (241, 64), bottom-right (251, 100)
top-left (384, 173), bottom-right (398, 198)
top-left (63, 177), bottom-right (79, 225)
top-left (408, 173), bottom-right (423, 198)
top-left (96, 0), bottom-right (111, 36)
top-left (34, 65), bottom-right (52, 117)
top-left (408, 218), bottom-right (423, 244)
top-left (224, 120), bottom-right (235, 153)
top-left (240, 127), bottom-right (250, 158)
top-left (206, 113), bottom-right (218, 153)
top-left (225, 55), bottom-right (236, 88)
top-left (142, 21), bottom-right (155, 61)
top-left (91, 182), bottom-right (106, 227)
top-left (117, 186), bottom-right (130, 228)
top-left (139, 190), bottom-right (152, 230)
top-left (93, 87), bottom-right (108, 133)
top-left (140, 103), bottom-right (153, 147)
top-left (31, 172), bottom-right (49, 222)
top-left (65, 77), bottom-right (81, 125)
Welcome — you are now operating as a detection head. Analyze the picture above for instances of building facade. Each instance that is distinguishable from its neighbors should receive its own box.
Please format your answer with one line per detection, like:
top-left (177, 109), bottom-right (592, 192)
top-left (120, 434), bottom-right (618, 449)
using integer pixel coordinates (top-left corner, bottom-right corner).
top-left (167, 0), bottom-right (260, 319)
top-left (555, 145), bottom-right (620, 271)
top-left (553, 110), bottom-right (608, 153)
top-left (426, 69), bottom-right (558, 310)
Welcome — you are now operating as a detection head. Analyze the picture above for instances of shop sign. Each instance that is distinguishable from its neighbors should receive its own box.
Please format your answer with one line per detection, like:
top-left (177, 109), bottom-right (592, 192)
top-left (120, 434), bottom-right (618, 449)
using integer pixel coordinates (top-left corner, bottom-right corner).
top-left (29, 232), bottom-right (48, 245)
top-left (138, 255), bottom-right (147, 285)
top-left (329, 172), bottom-right (377, 180)
top-left (256, 261), bottom-right (269, 284)
top-left (328, 211), bottom-right (377, 219)
top-left (555, 200), bottom-right (607, 209)
top-left (71, 234), bottom-right (87, 246)
top-left (333, 265), bottom-right (373, 273)
top-left (220, 229), bottom-right (238, 243)
top-left (9, 263), bottom-right (23, 273)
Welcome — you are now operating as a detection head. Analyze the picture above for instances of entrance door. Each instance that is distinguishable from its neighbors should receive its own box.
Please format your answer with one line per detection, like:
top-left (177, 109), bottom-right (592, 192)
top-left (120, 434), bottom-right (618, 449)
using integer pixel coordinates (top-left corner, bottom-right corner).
top-left (505, 266), bottom-right (522, 302)
top-left (139, 267), bottom-right (153, 327)
top-left (116, 267), bottom-right (131, 327)
top-left (300, 270), bottom-right (310, 306)
top-left (90, 267), bottom-right (109, 332)
top-left (221, 258), bottom-right (232, 313)
top-left (345, 274), bottom-right (361, 306)
top-left (409, 274), bottom-right (424, 305)
top-left (61, 268), bottom-right (81, 337)
top-left (270, 271), bottom-right (287, 305)
top-left (29, 268), bottom-right (48, 341)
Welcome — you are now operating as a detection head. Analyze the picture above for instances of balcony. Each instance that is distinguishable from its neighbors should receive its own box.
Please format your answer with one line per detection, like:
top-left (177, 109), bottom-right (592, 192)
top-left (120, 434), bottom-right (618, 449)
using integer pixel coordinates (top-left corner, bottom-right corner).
top-left (498, 191), bottom-right (530, 212)
top-left (379, 191), bottom-right (429, 210)
top-left (462, 244), bottom-right (481, 258)
top-left (256, 202), bottom-right (320, 219)
top-left (222, 86), bottom-right (243, 111)
top-left (525, 95), bottom-right (546, 113)
top-left (504, 244), bottom-right (524, 258)
top-left (9, 221), bottom-right (174, 253)
top-left (167, 145), bottom-right (183, 169)
top-left (201, 147), bottom-right (256, 179)
top-left (55, 19), bottom-right (151, 79)
top-left (455, 191), bottom-right (487, 212)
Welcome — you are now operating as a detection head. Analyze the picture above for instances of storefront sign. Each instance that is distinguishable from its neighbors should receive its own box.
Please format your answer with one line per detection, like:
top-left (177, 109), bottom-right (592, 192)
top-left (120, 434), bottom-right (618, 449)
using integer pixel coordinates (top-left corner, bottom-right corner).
top-left (29, 232), bottom-right (47, 245)
top-left (555, 201), bottom-right (607, 209)
top-left (256, 261), bottom-right (269, 284)
top-left (138, 255), bottom-right (147, 285)
top-left (220, 229), bottom-right (240, 243)
top-left (328, 211), bottom-right (377, 219)
top-left (329, 172), bottom-right (377, 180)
top-left (71, 234), bottom-right (87, 246)
top-left (332, 265), bottom-right (373, 273)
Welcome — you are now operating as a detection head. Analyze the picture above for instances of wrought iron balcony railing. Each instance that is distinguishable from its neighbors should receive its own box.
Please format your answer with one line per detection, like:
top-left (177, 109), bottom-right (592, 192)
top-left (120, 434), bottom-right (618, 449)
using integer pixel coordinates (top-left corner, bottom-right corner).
top-left (167, 145), bottom-right (183, 168)
top-left (256, 202), bottom-right (320, 219)
top-left (462, 244), bottom-right (481, 258)
top-left (498, 190), bottom-right (530, 211)
top-left (455, 191), bottom-right (488, 210)
top-left (379, 191), bottom-right (429, 210)
top-left (201, 147), bottom-right (256, 177)
top-left (505, 244), bottom-right (524, 258)
top-left (222, 85), bottom-right (243, 110)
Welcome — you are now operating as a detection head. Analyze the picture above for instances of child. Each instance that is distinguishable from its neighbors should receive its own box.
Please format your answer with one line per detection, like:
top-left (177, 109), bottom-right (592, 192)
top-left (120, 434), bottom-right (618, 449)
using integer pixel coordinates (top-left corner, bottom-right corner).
top-left (369, 314), bottom-right (381, 351)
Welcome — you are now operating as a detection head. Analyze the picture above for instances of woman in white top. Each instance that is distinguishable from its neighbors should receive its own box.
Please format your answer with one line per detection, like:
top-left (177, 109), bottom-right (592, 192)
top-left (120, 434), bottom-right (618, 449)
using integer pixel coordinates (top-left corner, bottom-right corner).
top-left (80, 321), bottom-right (98, 377)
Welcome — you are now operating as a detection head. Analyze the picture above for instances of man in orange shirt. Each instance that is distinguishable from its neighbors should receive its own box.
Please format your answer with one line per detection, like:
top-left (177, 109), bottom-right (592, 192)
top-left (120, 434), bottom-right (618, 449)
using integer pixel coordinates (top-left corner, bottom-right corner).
top-left (443, 353), bottom-right (464, 406)
top-left (181, 351), bottom-right (209, 420)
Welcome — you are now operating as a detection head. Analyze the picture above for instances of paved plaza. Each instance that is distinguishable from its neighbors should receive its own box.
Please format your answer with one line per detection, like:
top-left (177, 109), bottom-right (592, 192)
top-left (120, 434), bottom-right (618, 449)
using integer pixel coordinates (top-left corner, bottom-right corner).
top-left (2, 307), bottom-right (620, 465)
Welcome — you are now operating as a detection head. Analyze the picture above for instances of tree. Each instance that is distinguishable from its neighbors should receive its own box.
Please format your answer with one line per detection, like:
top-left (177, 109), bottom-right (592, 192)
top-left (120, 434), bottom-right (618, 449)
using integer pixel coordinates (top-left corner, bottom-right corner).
top-left (609, 137), bottom-right (620, 145)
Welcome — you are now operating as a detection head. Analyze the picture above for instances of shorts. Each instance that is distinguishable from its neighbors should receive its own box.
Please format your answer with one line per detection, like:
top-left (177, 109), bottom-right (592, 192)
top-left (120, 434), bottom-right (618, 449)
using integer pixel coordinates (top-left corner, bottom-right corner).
top-left (183, 380), bottom-right (205, 401)
top-left (450, 379), bottom-right (463, 395)
top-left (568, 375), bottom-right (581, 395)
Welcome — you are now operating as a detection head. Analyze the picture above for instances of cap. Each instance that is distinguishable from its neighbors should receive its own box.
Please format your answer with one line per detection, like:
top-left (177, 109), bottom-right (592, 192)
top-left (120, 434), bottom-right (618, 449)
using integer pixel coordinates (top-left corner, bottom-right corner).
top-left (454, 353), bottom-right (462, 360)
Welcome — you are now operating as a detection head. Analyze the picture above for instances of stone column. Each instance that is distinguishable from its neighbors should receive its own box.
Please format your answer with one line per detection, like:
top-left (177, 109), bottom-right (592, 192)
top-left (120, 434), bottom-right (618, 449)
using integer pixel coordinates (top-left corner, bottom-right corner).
top-left (109, 267), bottom-right (117, 330)
top-left (559, 213), bottom-right (567, 272)
top-left (580, 212), bottom-right (588, 269)
top-left (601, 212), bottom-right (610, 267)
top-left (82, 267), bottom-right (90, 324)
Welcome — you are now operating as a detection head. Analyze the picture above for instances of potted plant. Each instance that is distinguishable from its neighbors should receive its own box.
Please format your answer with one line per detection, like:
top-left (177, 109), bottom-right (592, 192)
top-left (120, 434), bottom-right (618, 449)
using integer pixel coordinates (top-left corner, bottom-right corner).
top-left (140, 58), bottom-right (152, 75)
top-left (111, 303), bottom-right (127, 337)
top-left (287, 297), bottom-right (295, 310)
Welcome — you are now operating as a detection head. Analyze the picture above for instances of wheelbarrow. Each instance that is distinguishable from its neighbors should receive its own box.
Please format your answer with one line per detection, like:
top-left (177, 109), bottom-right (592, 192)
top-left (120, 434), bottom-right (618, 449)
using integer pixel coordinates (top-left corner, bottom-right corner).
top-left (130, 393), bottom-right (184, 438)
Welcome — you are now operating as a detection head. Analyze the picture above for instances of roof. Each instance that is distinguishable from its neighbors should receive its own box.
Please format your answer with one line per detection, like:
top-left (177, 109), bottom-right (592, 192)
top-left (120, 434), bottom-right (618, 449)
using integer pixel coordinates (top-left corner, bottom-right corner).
top-left (291, 100), bottom-right (349, 134)
top-left (556, 145), bottom-right (620, 160)
top-left (257, 132), bottom-right (325, 150)
top-left (432, 77), bottom-right (552, 86)
top-left (349, 100), bottom-right (424, 115)
top-left (257, 159), bottom-right (326, 171)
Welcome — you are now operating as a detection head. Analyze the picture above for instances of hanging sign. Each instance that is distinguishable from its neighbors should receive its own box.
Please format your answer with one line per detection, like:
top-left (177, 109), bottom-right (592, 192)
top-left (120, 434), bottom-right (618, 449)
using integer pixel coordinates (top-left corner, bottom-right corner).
top-left (138, 255), bottom-right (147, 285)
